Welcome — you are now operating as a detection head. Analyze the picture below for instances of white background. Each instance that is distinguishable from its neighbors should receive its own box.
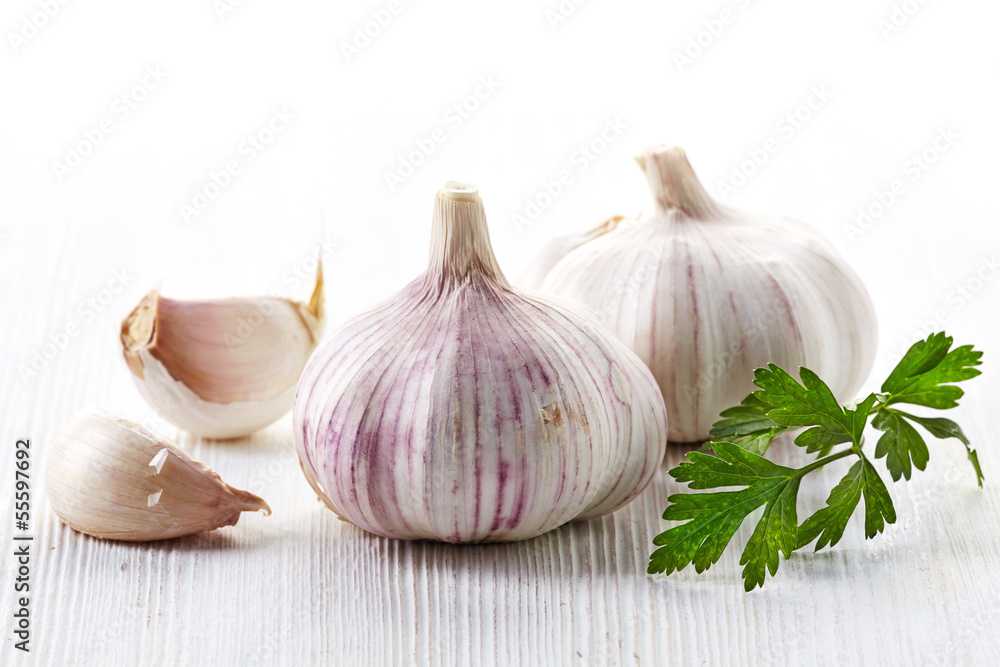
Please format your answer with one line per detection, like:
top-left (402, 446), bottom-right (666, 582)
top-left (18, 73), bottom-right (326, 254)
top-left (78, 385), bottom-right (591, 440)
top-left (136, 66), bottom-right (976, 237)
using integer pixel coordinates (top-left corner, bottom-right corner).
top-left (2, 1), bottom-right (999, 665)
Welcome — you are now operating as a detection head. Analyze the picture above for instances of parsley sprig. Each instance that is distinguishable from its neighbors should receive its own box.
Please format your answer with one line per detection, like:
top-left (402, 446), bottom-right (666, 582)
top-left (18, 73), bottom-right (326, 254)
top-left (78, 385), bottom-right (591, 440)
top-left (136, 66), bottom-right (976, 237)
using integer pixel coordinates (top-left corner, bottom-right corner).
top-left (648, 332), bottom-right (983, 591)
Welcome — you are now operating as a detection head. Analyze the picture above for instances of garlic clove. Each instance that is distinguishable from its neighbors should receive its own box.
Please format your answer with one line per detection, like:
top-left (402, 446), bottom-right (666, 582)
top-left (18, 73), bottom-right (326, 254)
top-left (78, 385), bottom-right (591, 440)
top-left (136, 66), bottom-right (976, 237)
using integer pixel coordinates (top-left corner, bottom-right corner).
top-left (527, 145), bottom-right (878, 442)
top-left (517, 215), bottom-right (625, 288)
top-left (294, 182), bottom-right (667, 543)
top-left (121, 265), bottom-right (323, 439)
top-left (46, 405), bottom-right (270, 541)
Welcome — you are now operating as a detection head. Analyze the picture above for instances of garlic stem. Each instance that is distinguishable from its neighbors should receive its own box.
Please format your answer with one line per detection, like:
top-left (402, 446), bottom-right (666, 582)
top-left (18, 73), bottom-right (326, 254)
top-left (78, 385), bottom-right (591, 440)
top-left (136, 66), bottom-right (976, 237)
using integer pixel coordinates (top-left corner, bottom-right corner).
top-left (428, 181), bottom-right (510, 290)
top-left (640, 145), bottom-right (724, 220)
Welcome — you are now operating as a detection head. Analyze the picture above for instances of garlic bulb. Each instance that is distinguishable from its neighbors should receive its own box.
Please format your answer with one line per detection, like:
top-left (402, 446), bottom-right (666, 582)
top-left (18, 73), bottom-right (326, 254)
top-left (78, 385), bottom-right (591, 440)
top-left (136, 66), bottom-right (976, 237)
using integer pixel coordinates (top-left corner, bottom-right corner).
top-left (47, 405), bottom-right (270, 541)
top-left (526, 146), bottom-right (877, 442)
top-left (293, 182), bottom-right (667, 543)
top-left (121, 268), bottom-right (323, 439)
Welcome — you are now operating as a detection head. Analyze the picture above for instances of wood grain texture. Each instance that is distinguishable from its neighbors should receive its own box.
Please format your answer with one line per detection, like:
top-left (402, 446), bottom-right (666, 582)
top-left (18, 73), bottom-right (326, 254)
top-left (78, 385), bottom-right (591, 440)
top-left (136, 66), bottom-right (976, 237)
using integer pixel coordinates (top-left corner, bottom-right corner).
top-left (3, 218), bottom-right (1000, 667)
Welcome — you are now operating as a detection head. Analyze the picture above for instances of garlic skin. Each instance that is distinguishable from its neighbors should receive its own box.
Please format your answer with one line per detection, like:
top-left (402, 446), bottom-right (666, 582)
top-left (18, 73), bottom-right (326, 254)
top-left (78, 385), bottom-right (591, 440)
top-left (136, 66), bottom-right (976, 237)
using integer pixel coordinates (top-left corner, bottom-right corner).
top-left (517, 215), bottom-right (625, 288)
top-left (527, 146), bottom-right (877, 442)
top-left (121, 268), bottom-right (323, 439)
top-left (47, 406), bottom-right (270, 541)
top-left (293, 182), bottom-right (667, 543)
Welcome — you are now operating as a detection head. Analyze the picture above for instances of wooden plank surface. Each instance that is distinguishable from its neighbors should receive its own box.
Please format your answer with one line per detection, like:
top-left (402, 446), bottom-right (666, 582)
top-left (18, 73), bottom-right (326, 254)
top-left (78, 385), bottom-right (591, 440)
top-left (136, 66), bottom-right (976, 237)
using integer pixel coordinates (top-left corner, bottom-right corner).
top-left (2, 217), bottom-right (999, 666)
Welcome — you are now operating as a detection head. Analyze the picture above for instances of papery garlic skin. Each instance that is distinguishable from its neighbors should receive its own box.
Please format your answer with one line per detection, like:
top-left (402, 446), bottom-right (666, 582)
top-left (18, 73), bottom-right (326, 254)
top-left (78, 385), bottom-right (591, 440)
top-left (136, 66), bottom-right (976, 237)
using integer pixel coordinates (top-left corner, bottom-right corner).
top-left (529, 146), bottom-right (877, 442)
top-left (293, 182), bottom-right (667, 543)
top-left (121, 270), bottom-right (323, 439)
top-left (517, 215), bottom-right (625, 288)
top-left (47, 406), bottom-right (270, 541)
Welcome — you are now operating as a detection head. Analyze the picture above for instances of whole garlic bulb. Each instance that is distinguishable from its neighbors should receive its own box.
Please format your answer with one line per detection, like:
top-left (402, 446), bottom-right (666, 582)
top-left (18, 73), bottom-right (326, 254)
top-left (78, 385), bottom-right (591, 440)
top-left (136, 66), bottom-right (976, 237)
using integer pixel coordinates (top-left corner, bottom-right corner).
top-left (293, 182), bottom-right (667, 543)
top-left (120, 269), bottom-right (323, 439)
top-left (525, 146), bottom-right (877, 442)
top-left (47, 406), bottom-right (270, 541)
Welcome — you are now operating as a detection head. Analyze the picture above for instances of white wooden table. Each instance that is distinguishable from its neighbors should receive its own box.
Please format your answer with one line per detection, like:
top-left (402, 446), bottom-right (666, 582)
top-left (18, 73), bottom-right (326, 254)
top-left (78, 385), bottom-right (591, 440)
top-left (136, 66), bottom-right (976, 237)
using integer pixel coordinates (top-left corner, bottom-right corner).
top-left (2, 214), bottom-right (999, 666)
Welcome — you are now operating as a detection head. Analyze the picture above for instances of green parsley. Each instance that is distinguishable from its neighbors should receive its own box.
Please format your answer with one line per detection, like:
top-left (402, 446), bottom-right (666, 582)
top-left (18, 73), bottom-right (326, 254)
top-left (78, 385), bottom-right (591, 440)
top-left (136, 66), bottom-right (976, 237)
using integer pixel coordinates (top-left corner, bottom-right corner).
top-left (648, 332), bottom-right (983, 591)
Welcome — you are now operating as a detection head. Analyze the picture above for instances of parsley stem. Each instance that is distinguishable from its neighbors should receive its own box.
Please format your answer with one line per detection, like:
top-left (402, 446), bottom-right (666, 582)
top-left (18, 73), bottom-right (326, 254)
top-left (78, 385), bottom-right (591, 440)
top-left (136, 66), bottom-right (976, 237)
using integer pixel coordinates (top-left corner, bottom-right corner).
top-left (798, 447), bottom-right (856, 475)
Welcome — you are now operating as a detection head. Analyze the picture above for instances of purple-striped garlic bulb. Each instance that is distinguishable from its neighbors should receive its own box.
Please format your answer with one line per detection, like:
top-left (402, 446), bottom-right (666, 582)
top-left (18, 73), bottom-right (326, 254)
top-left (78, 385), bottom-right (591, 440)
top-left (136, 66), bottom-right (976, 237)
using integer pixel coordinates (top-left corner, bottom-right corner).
top-left (293, 182), bottom-right (667, 543)
top-left (523, 145), bottom-right (877, 442)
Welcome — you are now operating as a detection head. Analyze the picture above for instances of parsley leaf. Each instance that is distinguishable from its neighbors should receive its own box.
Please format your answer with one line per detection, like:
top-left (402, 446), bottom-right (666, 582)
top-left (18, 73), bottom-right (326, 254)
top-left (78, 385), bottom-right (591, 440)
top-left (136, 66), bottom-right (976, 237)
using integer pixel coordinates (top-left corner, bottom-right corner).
top-left (739, 472), bottom-right (800, 591)
top-left (894, 411), bottom-right (983, 487)
top-left (872, 410), bottom-right (929, 482)
top-left (753, 365), bottom-right (850, 433)
top-left (648, 443), bottom-right (800, 583)
top-left (753, 366), bottom-right (873, 448)
top-left (857, 455), bottom-right (896, 538)
top-left (872, 408), bottom-right (983, 487)
top-left (706, 395), bottom-right (785, 456)
top-left (882, 333), bottom-right (982, 409)
top-left (753, 364), bottom-right (876, 453)
top-left (649, 332), bottom-right (983, 590)
top-left (797, 456), bottom-right (895, 550)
